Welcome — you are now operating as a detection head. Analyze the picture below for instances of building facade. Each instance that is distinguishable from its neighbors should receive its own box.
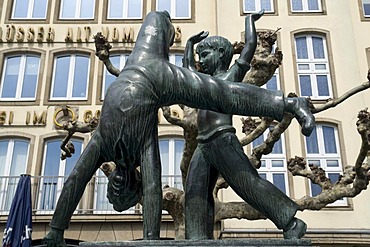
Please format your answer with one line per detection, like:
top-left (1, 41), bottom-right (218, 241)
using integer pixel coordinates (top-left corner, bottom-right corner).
top-left (0, 0), bottom-right (369, 246)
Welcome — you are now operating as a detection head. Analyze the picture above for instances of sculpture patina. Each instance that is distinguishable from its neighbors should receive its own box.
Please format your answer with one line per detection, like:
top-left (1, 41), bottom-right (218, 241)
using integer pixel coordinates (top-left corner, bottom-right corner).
top-left (43, 10), bottom-right (314, 246)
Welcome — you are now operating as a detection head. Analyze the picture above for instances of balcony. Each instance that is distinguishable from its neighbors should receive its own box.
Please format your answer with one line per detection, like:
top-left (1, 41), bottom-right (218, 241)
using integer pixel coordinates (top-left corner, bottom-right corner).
top-left (0, 175), bottom-right (183, 215)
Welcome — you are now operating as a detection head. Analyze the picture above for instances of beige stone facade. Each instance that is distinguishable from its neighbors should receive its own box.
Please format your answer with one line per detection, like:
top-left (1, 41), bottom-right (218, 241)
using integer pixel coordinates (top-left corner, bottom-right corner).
top-left (0, 0), bottom-right (369, 246)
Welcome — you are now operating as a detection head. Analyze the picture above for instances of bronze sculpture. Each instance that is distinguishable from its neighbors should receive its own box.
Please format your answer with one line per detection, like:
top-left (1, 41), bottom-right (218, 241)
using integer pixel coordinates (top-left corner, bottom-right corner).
top-left (43, 11), bottom-right (314, 246)
top-left (184, 11), bottom-right (307, 240)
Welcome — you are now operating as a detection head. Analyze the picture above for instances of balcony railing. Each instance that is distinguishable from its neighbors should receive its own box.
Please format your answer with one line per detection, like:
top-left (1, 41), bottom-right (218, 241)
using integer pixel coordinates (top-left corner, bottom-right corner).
top-left (0, 175), bottom-right (183, 215)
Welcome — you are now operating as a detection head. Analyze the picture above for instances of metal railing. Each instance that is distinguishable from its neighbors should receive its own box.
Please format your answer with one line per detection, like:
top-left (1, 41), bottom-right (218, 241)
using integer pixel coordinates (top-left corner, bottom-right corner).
top-left (0, 175), bottom-right (183, 215)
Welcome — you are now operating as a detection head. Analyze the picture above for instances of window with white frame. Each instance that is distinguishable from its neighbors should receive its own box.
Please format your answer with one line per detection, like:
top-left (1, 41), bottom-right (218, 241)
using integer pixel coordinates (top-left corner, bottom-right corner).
top-left (11, 0), bottom-right (48, 19)
top-left (38, 139), bottom-right (83, 212)
top-left (107, 0), bottom-right (142, 19)
top-left (159, 138), bottom-right (184, 189)
top-left (291, 0), bottom-right (322, 12)
top-left (59, 0), bottom-right (95, 19)
top-left (243, 0), bottom-right (274, 13)
top-left (50, 54), bottom-right (90, 100)
top-left (305, 124), bottom-right (347, 206)
top-left (0, 55), bottom-right (40, 101)
top-left (0, 138), bottom-right (29, 211)
top-left (251, 127), bottom-right (288, 194)
top-left (101, 54), bottom-right (129, 100)
top-left (362, 0), bottom-right (370, 17)
top-left (295, 34), bottom-right (332, 99)
top-left (156, 0), bottom-right (191, 19)
top-left (169, 54), bottom-right (183, 67)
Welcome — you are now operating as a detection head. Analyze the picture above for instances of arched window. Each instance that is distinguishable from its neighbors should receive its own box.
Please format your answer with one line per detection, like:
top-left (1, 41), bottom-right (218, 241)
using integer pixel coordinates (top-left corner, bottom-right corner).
top-left (0, 138), bottom-right (30, 211)
top-left (294, 34), bottom-right (332, 99)
top-left (50, 54), bottom-right (90, 100)
top-left (0, 54), bottom-right (40, 101)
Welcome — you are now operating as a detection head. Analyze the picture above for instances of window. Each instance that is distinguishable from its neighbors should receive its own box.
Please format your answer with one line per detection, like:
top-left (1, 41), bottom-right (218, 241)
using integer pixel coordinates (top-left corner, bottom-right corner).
top-left (262, 68), bottom-right (280, 91)
top-left (159, 138), bottom-right (184, 189)
top-left (107, 0), bottom-right (142, 19)
top-left (295, 34), bottom-right (332, 99)
top-left (50, 54), bottom-right (90, 100)
top-left (0, 55), bottom-right (40, 101)
top-left (156, 0), bottom-right (191, 19)
top-left (59, 0), bottom-right (95, 19)
top-left (243, 0), bottom-right (274, 13)
top-left (169, 53), bottom-right (183, 67)
top-left (291, 0), bottom-right (322, 12)
top-left (0, 139), bottom-right (29, 211)
top-left (11, 0), bottom-right (48, 19)
top-left (252, 127), bottom-right (289, 194)
top-left (362, 0), bottom-right (370, 17)
top-left (305, 124), bottom-right (347, 206)
top-left (37, 139), bottom-right (83, 212)
top-left (101, 54), bottom-right (129, 100)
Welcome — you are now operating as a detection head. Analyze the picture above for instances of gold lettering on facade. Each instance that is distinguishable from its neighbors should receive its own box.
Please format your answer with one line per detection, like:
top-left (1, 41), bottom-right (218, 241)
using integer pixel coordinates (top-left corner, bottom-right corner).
top-left (0, 111), bottom-right (6, 125)
top-left (37, 26), bottom-right (44, 43)
top-left (84, 26), bottom-right (91, 42)
top-left (26, 111), bottom-right (31, 125)
top-left (65, 28), bottom-right (73, 42)
top-left (46, 27), bottom-right (55, 42)
top-left (83, 110), bottom-right (93, 123)
top-left (76, 27), bottom-right (82, 42)
top-left (16, 27), bottom-right (25, 42)
top-left (33, 110), bottom-right (47, 125)
top-left (112, 27), bottom-right (119, 42)
top-left (27, 27), bottom-right (35, 42)
top-left (6, 24), bottom-right (15, 42)
top-left (83, 110), bottom-right (101, 123)
top-left (122, 27), bottom-right (134, 42)
top-left (174, 26), bottom-right (182, 43)
top-left (8, 111), bottom-right (14, 125)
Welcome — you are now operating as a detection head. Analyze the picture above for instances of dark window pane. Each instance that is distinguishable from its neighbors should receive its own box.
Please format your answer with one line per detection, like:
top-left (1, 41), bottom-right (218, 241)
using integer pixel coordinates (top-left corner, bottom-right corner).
top-left (310, 181), bottom-right (321, 196)
top-left (323, 126), bottom-right (337, 153)
top-left (65, 140), bottom-right (82, 175)
top-left (312, 37), bottom-right (325, 59)
top-left (43, 140), bottom-right (61, 176)
top-left (266, 75), bottom-right (278, 91)
top-left (261, 0), bottom-right (272, 11)
top-left (308, 0), bottom-right (319, 10)
top-left (244, 0), bottom-right (256, 12)
top-left (317, 75), bottom-right (329, 96)
top-left (259, 172), bottom-right (267, 180)
top-left (328, 173), bottom-right (340, 183)
top-left (364, 3), bottom-right (370, 16)
top-left (273, 173), bottom-right (286, 193)
top-left (299, 75), bottom-right (312, 96)
top-left (296, 37), bottom-right (308, 59)
top-left (292, 0), bottom-right (303, 11)
top-left (306, 126), bottom-right (319, 153)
